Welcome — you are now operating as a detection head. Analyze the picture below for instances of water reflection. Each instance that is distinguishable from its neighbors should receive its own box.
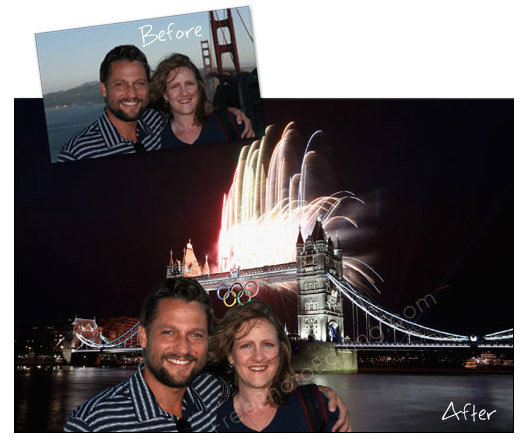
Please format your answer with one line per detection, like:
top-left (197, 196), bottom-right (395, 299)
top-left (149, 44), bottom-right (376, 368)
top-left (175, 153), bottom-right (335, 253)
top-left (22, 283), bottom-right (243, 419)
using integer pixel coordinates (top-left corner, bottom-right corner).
top-left (15, 366), bottom-right (513, 432)
top-left (308, 373), bottom-right (513, 432)
top-left (15, 365), bottom-right (135, 433)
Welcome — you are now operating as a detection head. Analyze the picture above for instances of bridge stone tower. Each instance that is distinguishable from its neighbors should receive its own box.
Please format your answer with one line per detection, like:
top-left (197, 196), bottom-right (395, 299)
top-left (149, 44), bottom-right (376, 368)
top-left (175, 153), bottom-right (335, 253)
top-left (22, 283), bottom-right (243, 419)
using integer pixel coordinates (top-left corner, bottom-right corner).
top-left (296, 221), bottom-right (344, 342)
top-left (166, 241), bottom-right (210, 278)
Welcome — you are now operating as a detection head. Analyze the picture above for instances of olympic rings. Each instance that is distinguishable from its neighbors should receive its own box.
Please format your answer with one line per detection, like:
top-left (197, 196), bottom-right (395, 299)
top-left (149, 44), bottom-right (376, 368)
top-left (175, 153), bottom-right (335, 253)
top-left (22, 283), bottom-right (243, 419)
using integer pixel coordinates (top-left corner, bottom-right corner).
top-left (244, 281), bottom-right (259, 297)
top-left (216, 281), bottom-right (259, 307)
top-left (216, 284), bottom-right (229, 301)
top-left (224, 291), bottom-right (237, 307)
top-left (236, 289), bottom-right (250, 305)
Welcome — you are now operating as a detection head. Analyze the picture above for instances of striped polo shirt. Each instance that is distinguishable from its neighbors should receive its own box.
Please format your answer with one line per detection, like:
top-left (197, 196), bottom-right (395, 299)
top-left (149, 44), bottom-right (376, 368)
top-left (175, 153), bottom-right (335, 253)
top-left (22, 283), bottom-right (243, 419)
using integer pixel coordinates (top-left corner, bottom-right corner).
top-left (63, 363), bottom-right (230, 432)
top-left (56, 108), bottom-right (166, 162)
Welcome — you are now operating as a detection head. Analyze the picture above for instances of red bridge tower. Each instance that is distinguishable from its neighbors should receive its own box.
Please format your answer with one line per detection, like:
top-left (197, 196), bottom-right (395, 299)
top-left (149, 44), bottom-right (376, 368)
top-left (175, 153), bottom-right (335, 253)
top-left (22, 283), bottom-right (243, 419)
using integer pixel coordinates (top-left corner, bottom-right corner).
top-left (209, 9), bottom-right (241, 74)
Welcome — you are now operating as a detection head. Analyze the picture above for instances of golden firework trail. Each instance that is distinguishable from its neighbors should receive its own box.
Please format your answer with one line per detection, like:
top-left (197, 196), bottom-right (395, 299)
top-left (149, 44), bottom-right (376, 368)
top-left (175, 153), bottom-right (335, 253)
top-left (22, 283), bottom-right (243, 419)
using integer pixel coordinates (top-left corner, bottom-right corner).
top-left (217, 123), bottom-right (382, 293)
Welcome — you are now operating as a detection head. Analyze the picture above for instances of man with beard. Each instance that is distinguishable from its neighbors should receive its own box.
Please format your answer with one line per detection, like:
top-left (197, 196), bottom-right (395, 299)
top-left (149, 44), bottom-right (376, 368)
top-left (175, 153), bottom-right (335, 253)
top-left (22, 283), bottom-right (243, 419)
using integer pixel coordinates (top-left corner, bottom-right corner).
top-left (63, 277), bottom-right (351, 432)
top-left (57, 45), bottom-right (163, 162)
top-left (56, 45), bottom-right (253, 162)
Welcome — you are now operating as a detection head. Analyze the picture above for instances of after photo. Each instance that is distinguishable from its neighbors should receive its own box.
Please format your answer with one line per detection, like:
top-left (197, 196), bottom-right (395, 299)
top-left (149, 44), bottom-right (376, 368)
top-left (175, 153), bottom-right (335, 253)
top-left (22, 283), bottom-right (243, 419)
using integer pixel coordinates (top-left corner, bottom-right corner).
top-left (15, 98), bottom-right (513, 432)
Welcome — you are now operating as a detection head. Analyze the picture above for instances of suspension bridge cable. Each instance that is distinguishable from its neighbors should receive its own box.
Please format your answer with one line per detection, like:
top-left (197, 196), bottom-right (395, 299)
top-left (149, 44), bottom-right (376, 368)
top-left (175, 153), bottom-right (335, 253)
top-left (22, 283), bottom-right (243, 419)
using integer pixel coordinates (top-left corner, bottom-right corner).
top-left (235, 7), bottom-right (253, 42)
top-left (330, 273), bottom-right (470, 342)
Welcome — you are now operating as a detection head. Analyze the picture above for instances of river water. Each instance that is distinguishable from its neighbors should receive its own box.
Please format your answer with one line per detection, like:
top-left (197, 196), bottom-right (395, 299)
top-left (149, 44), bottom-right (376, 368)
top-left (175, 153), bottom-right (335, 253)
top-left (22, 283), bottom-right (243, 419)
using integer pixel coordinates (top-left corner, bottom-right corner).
top-left (14, 365), bottom-right (513, 432)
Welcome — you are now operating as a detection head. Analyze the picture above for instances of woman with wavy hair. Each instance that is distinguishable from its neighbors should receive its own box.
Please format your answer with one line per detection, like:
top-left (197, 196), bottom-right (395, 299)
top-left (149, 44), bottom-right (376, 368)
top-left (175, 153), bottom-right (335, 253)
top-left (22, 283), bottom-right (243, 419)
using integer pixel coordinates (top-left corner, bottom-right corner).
top-left (150, 53), bottom-right (252, 148)
top-left (207, 300), bottom-right (339, 432)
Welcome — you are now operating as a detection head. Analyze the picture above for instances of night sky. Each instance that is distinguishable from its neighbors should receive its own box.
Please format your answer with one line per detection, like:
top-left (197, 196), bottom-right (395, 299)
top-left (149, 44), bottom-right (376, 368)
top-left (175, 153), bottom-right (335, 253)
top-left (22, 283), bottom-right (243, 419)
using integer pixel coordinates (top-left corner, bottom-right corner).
top-left (15, 98), bottom-right (513, 337)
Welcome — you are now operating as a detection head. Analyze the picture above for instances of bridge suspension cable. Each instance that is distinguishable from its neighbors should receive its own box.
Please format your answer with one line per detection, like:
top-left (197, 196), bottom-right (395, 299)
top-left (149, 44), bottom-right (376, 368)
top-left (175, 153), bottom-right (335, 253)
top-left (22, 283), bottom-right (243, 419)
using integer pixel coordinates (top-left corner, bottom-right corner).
top-left (483, 328), bottom-right (514, 341)
top-left (74, 321), bottom-right (141, 349)
top-left (100, 321), bottom-right (141, 346)
top-left (328, 273), bottom-right (471, 342)
top-left (234, 7), bottom-right (253, 42)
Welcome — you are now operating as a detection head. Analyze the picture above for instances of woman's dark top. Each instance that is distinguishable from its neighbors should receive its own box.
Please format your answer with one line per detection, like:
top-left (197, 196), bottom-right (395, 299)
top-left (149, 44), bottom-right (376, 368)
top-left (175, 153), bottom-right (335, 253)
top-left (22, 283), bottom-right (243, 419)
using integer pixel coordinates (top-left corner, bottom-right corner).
top-left (214, 388), bottom-right (339, 432)
top-left (160, 110), bottom-right (245, 148)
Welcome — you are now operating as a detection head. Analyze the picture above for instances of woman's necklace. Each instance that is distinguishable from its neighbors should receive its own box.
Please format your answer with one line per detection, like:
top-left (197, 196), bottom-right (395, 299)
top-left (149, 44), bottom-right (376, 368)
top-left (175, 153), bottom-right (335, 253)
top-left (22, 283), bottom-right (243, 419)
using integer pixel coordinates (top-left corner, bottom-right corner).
top-left (234, 396), bottom-right (277, 432)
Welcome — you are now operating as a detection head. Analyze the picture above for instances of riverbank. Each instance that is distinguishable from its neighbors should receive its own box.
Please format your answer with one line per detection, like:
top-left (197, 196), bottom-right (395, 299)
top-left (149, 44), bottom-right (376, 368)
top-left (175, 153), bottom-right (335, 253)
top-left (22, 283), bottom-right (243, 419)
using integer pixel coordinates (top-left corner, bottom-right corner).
top-left (16, 361), bottom-right (513, 375)
top-left (357, 365), bottom-right (513, 375)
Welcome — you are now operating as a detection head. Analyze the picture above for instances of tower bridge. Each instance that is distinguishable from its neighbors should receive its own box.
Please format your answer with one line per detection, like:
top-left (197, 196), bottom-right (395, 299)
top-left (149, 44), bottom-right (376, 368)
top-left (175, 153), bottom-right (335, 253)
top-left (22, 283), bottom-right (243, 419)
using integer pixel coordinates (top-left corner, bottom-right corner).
top-left (191, 261), bottom-right (298, 288)
top-left (61, 221), bottom-right (513, 366)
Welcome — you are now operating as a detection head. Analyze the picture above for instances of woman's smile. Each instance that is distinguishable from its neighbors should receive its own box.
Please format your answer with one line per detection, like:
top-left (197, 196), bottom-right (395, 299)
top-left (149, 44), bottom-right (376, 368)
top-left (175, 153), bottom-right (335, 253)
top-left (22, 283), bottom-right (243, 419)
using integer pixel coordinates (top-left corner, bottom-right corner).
top-left (229, 319), bottom-right (281, 391)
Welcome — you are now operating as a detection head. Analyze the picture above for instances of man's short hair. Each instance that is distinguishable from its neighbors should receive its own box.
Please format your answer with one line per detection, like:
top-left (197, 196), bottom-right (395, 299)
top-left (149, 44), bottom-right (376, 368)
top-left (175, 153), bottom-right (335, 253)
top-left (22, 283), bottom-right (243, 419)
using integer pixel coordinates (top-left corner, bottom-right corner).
top-left (99, 45), bottom-right (151, 83)
top-left (140, 277), bottom-right (214, 333)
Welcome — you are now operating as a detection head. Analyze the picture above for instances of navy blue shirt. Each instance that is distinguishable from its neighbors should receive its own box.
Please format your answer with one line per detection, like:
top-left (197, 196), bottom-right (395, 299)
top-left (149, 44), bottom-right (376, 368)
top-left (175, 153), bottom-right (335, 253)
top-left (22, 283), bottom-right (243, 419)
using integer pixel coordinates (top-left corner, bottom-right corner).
top-left (161, 110), bottom-right (244, 148)
top-left (215, 388), bottom-right (339, 432)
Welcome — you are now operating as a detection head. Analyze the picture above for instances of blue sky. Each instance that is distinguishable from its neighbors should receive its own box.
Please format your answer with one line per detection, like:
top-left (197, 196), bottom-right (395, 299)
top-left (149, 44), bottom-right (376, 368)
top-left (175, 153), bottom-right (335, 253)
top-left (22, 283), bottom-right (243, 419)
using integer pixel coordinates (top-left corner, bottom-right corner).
top-left (35, 7), bottom-right (256, 94)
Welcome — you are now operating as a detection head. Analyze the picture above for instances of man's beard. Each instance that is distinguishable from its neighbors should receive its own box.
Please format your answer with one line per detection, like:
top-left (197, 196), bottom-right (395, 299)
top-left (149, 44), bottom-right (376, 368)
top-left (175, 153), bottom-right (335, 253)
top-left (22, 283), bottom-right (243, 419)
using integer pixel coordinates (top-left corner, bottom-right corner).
top-left (143, 345), bottom-right (203, 388)
top-left (105, 97), bottom-right (147, 122)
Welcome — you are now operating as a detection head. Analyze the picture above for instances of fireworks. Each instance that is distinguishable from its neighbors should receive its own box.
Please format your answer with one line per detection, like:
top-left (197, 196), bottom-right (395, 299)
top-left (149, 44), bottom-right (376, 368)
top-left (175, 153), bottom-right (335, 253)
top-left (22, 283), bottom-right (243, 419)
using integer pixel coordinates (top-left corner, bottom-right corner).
top-left (215, 122), bottom-right (382, 293)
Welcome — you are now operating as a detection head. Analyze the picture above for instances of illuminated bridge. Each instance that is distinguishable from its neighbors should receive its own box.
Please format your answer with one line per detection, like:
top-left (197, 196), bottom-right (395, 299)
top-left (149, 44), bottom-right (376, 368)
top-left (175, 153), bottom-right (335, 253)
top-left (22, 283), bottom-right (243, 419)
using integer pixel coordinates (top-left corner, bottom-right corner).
top-left (59, 266), bottom-right (513, 363)
top-left (59, 222), bottom-right (512, 363)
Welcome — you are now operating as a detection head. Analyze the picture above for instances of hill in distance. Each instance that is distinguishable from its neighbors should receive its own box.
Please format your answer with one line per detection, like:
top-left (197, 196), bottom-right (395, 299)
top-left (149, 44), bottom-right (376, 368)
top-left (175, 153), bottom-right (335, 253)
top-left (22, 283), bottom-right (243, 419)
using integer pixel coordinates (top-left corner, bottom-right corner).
top-left (43, 81), bottom-right (103, 108)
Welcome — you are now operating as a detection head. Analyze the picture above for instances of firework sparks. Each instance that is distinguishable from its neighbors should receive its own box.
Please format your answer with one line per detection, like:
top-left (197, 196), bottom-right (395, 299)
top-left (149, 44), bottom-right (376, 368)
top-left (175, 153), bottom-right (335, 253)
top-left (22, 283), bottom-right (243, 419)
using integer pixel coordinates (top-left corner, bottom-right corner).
top-left (215, 123), bottom-right (381, 294)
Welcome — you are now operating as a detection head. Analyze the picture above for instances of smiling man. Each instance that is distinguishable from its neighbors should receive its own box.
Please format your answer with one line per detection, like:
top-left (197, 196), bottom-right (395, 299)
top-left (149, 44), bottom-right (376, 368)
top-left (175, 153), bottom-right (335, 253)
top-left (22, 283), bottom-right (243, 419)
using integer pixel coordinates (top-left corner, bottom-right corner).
top-left (56, 45), bottom-right (253, 162)
top-left (64, 277), bottom-right (350, 432)
top-left (57, 45), bottom-right (165, 162)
